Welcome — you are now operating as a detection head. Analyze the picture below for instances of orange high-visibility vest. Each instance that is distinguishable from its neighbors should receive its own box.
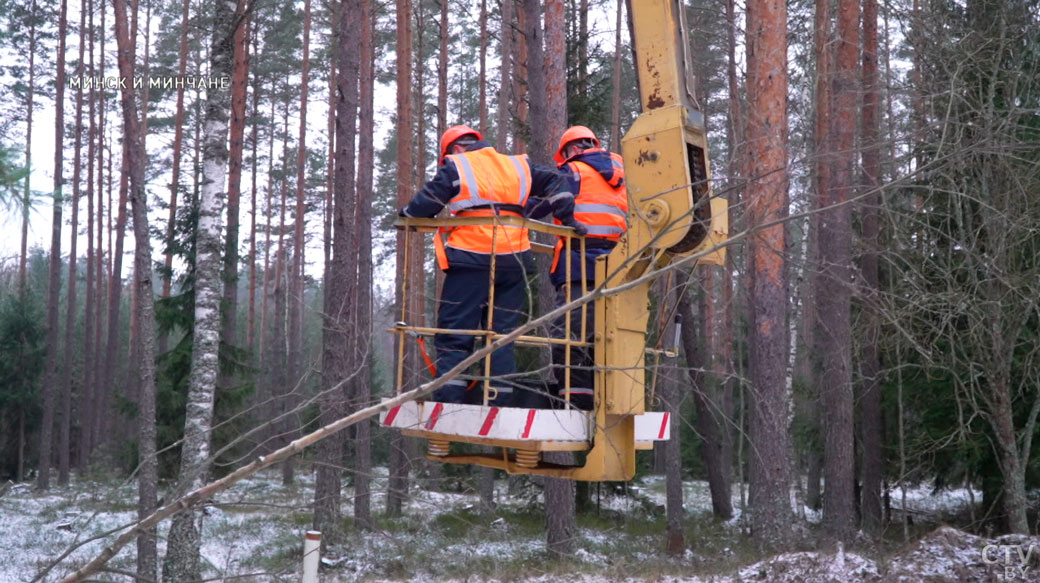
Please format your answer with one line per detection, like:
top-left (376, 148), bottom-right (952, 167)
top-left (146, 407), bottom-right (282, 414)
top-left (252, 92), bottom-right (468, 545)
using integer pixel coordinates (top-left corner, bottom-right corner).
top-left (435, 148), bottom-right (533, 270)
top-left (551, 151), bottom-right (628, 273)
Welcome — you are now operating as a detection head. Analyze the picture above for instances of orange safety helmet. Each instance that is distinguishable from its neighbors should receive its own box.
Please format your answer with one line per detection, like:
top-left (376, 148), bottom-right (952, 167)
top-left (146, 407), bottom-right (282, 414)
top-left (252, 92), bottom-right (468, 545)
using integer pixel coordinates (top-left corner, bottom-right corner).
top-left (440, 125), bottom-right (483, 160)
top-left (554, 125), bottom-right (601, 165)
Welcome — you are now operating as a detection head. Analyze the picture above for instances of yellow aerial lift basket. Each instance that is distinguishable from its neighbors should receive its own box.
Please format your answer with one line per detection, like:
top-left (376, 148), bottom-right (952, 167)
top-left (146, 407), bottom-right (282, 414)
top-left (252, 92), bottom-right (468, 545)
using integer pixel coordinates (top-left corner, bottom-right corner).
top-left (380, 0), bottom-right (728, 481)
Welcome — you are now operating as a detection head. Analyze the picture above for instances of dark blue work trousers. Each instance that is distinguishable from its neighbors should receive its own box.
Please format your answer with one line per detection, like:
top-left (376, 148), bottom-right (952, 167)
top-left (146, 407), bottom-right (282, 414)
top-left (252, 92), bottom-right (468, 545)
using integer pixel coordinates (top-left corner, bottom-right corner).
top-left (432, 266), bottom-right (527, 405)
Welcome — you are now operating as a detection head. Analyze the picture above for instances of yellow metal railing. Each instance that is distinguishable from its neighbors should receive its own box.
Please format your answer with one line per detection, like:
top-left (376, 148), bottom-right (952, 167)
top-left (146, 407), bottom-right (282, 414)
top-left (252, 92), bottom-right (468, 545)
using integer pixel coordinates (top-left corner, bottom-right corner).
top-left (393, 215), bottom-right (589, 410)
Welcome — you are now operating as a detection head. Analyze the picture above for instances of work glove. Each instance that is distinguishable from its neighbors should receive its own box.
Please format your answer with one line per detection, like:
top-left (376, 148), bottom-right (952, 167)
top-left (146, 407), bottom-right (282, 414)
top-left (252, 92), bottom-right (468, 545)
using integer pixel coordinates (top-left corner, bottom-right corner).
top-left (568, 221), bottom-right (588, 237)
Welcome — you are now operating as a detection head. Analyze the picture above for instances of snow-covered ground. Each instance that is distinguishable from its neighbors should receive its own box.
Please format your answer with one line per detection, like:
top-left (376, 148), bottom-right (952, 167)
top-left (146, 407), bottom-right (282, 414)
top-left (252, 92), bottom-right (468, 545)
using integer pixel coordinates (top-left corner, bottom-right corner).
top-left (0, 468), bottom-right (1032, 582)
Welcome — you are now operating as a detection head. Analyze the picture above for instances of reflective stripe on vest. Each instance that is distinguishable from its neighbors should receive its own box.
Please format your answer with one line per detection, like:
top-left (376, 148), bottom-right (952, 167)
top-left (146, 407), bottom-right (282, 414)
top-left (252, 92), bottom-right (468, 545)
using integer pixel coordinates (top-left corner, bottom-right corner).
top-left (436, 148), bottom-right (533, 266)
top-left (446, 150), bottom-right (532, 212)
top-left (563, 157), bottom-right (629, 242)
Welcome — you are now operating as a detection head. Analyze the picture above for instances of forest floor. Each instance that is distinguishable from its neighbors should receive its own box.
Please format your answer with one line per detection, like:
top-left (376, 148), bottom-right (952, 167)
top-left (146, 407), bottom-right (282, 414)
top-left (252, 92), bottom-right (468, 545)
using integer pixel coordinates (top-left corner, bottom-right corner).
top-left (2, 466), bottom-right (1037, 582)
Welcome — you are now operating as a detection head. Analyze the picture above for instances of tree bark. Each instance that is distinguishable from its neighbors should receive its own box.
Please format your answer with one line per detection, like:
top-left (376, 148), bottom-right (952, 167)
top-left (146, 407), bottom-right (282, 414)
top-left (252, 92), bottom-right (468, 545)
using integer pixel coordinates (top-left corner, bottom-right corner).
top-left (388, 0), bottom-right (417, 518)
top-left (162, 0), bottom-right (191, 308)
top-left (722, 0), bottom-right (741, 515)
top-left (247, 33), bottom-right (260, 351)
top-left (353, 0), bottom-right (376, 530)
top-left (275, 94), bottom-right (293, 485)
top-left (162, 0), bottom-right (236, 578)
top-left (109, 0), bottom-right (159, 578)
top-left (513, 1), bottom-right (528, 151)
top-left (497, 0), bottom-right (513, 150)
top-left (680, 293), bottom-right (733, 520)
top-left (61, 0), bottom-right (87, 486)
top-left (220, 0), bottom-right (250, 394)
top-left (80, 0), bottom-right (96, 472)
top-left (314, 0), bottom-right (361, 539)
top-left (818, 0), bottom-right (858, 543)
top-left (745, 0), bottom-right (792, 550)
top-left (609, 0), bottom-right (623, 151)
top-left (38, 0), bottom-right (68, 492)
top-left (89, 2), bottom-right (107, 459)
top-left (541, 0), bottom-right (576, 556)
top-left (663, 287), bottom-right (686, 554)
top-left (478, 0), bottom-right (487, 133)
top-left (289, 0), bottom-right (311, 412)
top-left (18, 0), bottom-right (37, 300)
top-left (858, 0), bottom-right (883, 533)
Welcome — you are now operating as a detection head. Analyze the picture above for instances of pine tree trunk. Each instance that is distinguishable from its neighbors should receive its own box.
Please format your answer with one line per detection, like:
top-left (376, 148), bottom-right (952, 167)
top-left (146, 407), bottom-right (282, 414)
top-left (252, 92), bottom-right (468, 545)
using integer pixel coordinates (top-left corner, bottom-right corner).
top-left (497, 0), bottom-right (513, 150)
top-left (61, 0), bottom-right (86, 485)
top-left (324, 41), bottom-right (335, 275)
top-left (745, 0), bottom-right (792, 550)
top-left (353, 0), bottom-right (376, 530)
top-left (819, 0), bottom-right (858, 543)
top-left (220, 0), bottom-right (250, 394)
top-left (162, 0), bottom-right (190, 307)
top-left (387, 0), bottom-right (416, 518)
top-left (289, 0), bottom-right (310, 416)
top-left (858, 0), bottom-right (883, 533)
top-left (513, 2), bottom-right (528, 151)
top-left (38, 0), bottom-right (68, 492)
top-left (314, 0), bottom-right (361, 539)
top-left (609, 0), bottom-right (623, 151)
top-left (274, 99), bottom-right (293, 485)
top-left (162, 0), bottom-right (236, 578)
top-left (80, 0), bottom-right (96, 472)
top-left (680, 293), bottom-right (733, 520)
top-left (541, 0), bottom-right (576, 556)
top-left (247, 34), bottom-right (260, 351)
top-left (109, 0), bottom-right (158, 578)
top-left (259, 96), bottom-right (276, 364)
top-left (524, 0), bottom-right (547, 161)
top-left (91, 4), bottom-right (108, 456)
top-left (662, 288), bottom-right (686, 554)
top-left (478, 0), bottom-right (487, 133)
top-left (18, 0), bottom-right (37, 300)
top-left (101, 131), bottom-right (130, 452)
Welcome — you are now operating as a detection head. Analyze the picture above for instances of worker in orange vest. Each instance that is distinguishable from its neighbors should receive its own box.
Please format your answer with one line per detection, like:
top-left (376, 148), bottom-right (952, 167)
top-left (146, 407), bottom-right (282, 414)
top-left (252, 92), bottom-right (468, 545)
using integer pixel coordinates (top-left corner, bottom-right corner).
top-left (400, 125), bottom-right (587, 406)
top-left (547, 126), bottom-right (628, 410)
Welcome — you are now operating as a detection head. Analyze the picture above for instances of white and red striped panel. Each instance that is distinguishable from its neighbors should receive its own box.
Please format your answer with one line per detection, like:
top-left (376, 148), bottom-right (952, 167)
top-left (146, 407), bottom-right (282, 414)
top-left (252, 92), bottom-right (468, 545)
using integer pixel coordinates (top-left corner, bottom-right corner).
top-left (379, 401), bottom-right (670, 444)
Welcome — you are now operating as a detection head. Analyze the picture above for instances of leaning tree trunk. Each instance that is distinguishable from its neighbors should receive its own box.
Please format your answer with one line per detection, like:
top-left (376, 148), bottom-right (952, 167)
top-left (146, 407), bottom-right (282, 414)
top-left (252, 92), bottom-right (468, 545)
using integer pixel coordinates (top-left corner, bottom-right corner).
top-left (162, 0), bottom-right (236, 579)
